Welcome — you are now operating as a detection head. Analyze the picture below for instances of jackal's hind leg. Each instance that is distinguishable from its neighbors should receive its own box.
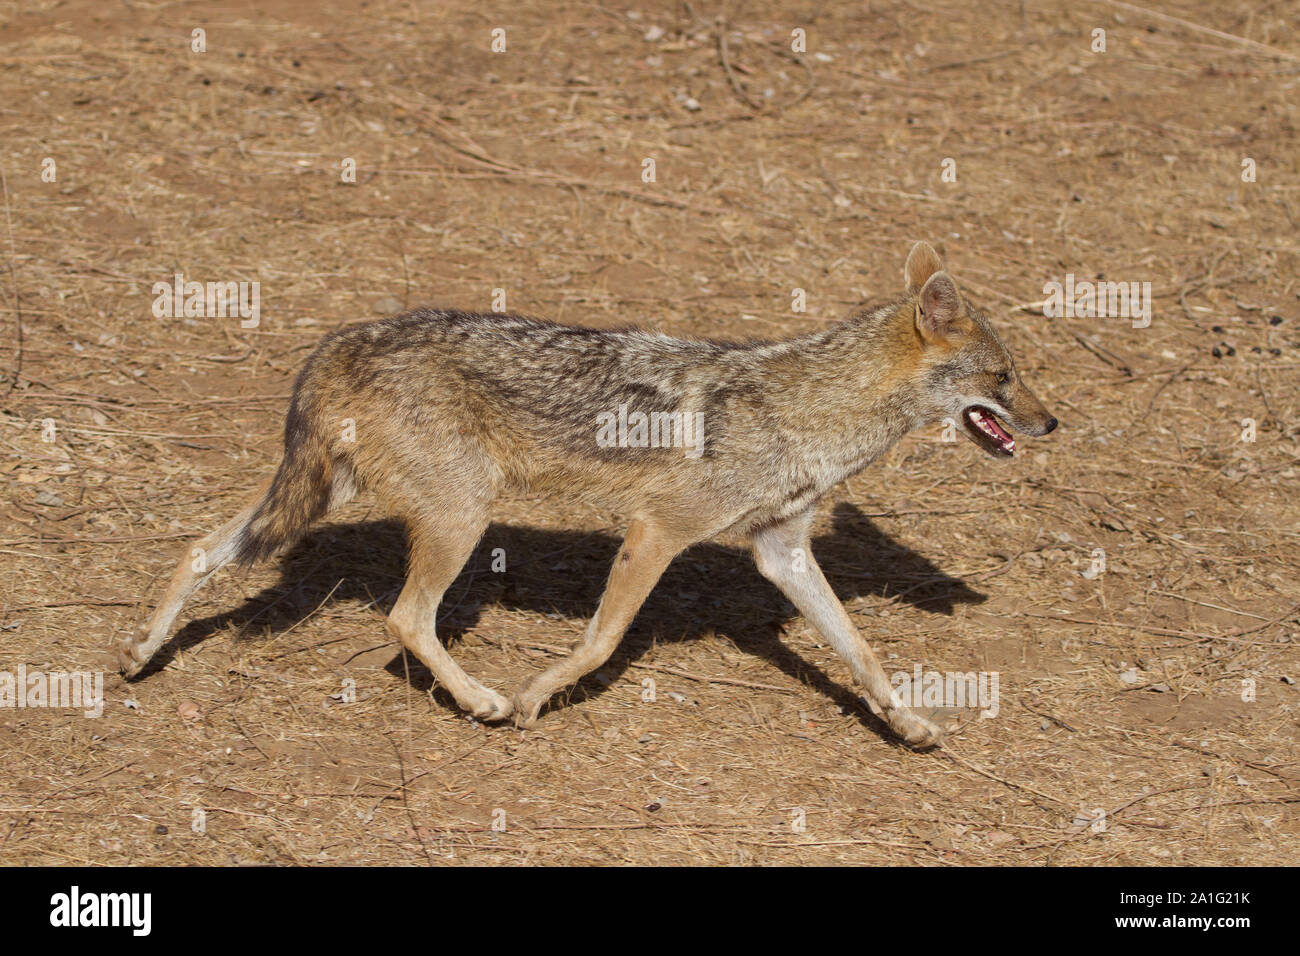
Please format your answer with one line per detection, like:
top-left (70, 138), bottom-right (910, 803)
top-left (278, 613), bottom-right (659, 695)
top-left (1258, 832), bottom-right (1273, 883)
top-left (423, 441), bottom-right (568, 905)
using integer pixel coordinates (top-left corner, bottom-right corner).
top-left (388, 513), bottom-right (512, 721)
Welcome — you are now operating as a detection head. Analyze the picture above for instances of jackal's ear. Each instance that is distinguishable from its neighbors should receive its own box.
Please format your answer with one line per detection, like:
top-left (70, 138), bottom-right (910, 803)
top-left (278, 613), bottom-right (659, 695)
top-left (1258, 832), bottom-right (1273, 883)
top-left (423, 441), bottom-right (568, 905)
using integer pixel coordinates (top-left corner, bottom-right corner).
top-left (916, 271), bottom-right (965, 341)
top-left (904, 241), bottom-right (943, 293)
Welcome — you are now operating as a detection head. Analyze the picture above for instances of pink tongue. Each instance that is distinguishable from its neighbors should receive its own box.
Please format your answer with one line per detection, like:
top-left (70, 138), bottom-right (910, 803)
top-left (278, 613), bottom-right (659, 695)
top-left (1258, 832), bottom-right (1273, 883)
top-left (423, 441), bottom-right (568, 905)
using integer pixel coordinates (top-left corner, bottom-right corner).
top-left (978, 411), bottom-right (1012, 444)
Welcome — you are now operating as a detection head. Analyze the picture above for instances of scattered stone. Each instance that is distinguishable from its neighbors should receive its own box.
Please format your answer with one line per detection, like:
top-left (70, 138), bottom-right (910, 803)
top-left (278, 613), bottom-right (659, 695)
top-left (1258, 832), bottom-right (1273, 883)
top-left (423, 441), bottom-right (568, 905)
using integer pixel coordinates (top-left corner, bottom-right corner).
top-left (985, 829), bottom-right (1016, 847)
top-left (177, 701), bottom-right (202, 721)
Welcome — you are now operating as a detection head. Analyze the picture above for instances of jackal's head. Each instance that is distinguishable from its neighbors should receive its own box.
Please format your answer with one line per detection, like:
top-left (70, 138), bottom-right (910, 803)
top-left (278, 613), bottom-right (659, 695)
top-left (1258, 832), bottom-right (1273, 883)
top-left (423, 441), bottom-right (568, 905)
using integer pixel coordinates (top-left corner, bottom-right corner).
top-left (902, 241), bottom-right (1057, 458)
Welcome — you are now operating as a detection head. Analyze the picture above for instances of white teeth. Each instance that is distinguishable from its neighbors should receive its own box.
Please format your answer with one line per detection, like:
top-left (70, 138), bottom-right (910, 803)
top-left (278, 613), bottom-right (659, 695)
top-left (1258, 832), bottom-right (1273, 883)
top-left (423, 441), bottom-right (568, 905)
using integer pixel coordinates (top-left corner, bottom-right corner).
top-left (968, 409), bottom-right (1015, 451)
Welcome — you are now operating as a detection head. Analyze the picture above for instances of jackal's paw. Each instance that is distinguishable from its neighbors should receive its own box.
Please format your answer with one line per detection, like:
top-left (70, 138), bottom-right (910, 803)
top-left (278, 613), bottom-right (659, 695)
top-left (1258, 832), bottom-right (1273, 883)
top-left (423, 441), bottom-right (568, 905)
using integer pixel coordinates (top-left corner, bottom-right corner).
top-left (465, 685), bottom-right (513, 722)
top-left (116, 631), bottom-right (149, 678)
top-left (510, 688), bottom-right (548, 729)
top-left (887, 707), bottom-right (944, 750)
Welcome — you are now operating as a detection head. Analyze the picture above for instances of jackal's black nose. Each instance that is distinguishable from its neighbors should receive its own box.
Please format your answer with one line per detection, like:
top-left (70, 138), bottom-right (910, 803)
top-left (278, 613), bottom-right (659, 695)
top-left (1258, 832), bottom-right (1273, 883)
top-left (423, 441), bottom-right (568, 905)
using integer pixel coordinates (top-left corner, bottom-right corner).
top-left (1044, 416), bottom-right (1058, 434)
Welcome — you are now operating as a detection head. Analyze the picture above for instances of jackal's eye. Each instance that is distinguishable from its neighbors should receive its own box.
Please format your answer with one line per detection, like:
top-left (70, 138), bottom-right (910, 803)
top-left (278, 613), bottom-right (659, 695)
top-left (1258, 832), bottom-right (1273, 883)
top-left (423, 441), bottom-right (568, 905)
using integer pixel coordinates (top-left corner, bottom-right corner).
top-left (995, 371), bottom-right (1011, 386)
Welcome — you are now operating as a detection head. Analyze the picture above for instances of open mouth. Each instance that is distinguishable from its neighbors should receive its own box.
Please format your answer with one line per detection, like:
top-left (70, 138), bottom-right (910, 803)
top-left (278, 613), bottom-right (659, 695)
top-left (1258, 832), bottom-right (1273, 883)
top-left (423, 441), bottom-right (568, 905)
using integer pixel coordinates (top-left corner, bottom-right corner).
top-left (962, 405), bottom-right (1015, 457)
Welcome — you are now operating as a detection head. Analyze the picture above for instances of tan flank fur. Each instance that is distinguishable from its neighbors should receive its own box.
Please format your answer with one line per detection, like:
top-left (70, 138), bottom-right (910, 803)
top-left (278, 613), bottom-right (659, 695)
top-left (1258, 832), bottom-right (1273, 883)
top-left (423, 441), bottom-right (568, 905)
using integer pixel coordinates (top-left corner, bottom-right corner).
top-left (121, 242), bottom-right (1057, 749)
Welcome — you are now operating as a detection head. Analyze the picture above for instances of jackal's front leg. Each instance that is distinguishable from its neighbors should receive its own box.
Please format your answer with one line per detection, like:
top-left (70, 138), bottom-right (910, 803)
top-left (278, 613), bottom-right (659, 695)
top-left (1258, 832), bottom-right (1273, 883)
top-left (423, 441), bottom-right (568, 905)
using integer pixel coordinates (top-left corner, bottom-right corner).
top-left (752, 512), bottom-right (943, 749)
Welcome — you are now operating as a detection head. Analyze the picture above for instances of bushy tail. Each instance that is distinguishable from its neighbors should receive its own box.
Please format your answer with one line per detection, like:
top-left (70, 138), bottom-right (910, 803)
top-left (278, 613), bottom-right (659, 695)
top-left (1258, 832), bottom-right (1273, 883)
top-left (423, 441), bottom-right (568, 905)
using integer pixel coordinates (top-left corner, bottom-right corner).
top-left (121, 388), bottom-right (345, 677)
top-left (234, 398), bottom-right (334, 566)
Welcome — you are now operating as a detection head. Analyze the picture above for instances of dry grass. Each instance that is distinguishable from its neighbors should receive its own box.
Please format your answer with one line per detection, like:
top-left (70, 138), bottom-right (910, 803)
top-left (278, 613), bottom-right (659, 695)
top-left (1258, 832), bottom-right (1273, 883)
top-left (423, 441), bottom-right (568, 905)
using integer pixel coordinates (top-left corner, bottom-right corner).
top-left (1, 0), bottom-right (1297, 865)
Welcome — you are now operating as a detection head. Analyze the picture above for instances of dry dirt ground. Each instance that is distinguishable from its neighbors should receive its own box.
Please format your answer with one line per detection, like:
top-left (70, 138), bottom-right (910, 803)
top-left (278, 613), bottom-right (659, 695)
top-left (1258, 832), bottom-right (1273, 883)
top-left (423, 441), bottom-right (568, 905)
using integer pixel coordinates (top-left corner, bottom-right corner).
top-left (1, 0), bottom-right (1298, 866)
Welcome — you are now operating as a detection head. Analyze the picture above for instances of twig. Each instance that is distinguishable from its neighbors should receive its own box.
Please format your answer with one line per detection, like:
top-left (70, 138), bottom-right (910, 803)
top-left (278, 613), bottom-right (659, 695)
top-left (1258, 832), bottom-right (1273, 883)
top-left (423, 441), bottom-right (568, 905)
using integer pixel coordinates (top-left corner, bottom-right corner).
top-left (0, 167), bottom-right (20, 395)
top-left (717, 21), bottom-right (765, 111)
top-left (482, 633), bottom-right (798, 694)
top-left (1038, 784), bottom-right (1199, 859)
top-left (942, 748), bottom-right (1074, 810)
top-left (1090, 1), bottom-right (1300, 64)
top-left (3, 598), bottom-right (136, 612)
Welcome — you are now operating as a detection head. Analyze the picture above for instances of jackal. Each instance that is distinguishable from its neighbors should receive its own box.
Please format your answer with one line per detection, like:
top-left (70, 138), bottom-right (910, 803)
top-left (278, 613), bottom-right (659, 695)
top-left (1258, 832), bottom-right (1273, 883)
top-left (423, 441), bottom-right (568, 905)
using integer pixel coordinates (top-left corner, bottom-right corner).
top-left (120, 241), bottom-right (1056, 748)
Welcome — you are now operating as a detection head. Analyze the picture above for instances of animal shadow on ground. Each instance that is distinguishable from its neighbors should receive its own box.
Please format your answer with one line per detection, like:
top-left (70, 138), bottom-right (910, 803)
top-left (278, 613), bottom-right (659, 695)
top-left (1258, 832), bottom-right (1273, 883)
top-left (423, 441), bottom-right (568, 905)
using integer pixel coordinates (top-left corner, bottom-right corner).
top-left (131, 501), bottom-right (985, 741)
